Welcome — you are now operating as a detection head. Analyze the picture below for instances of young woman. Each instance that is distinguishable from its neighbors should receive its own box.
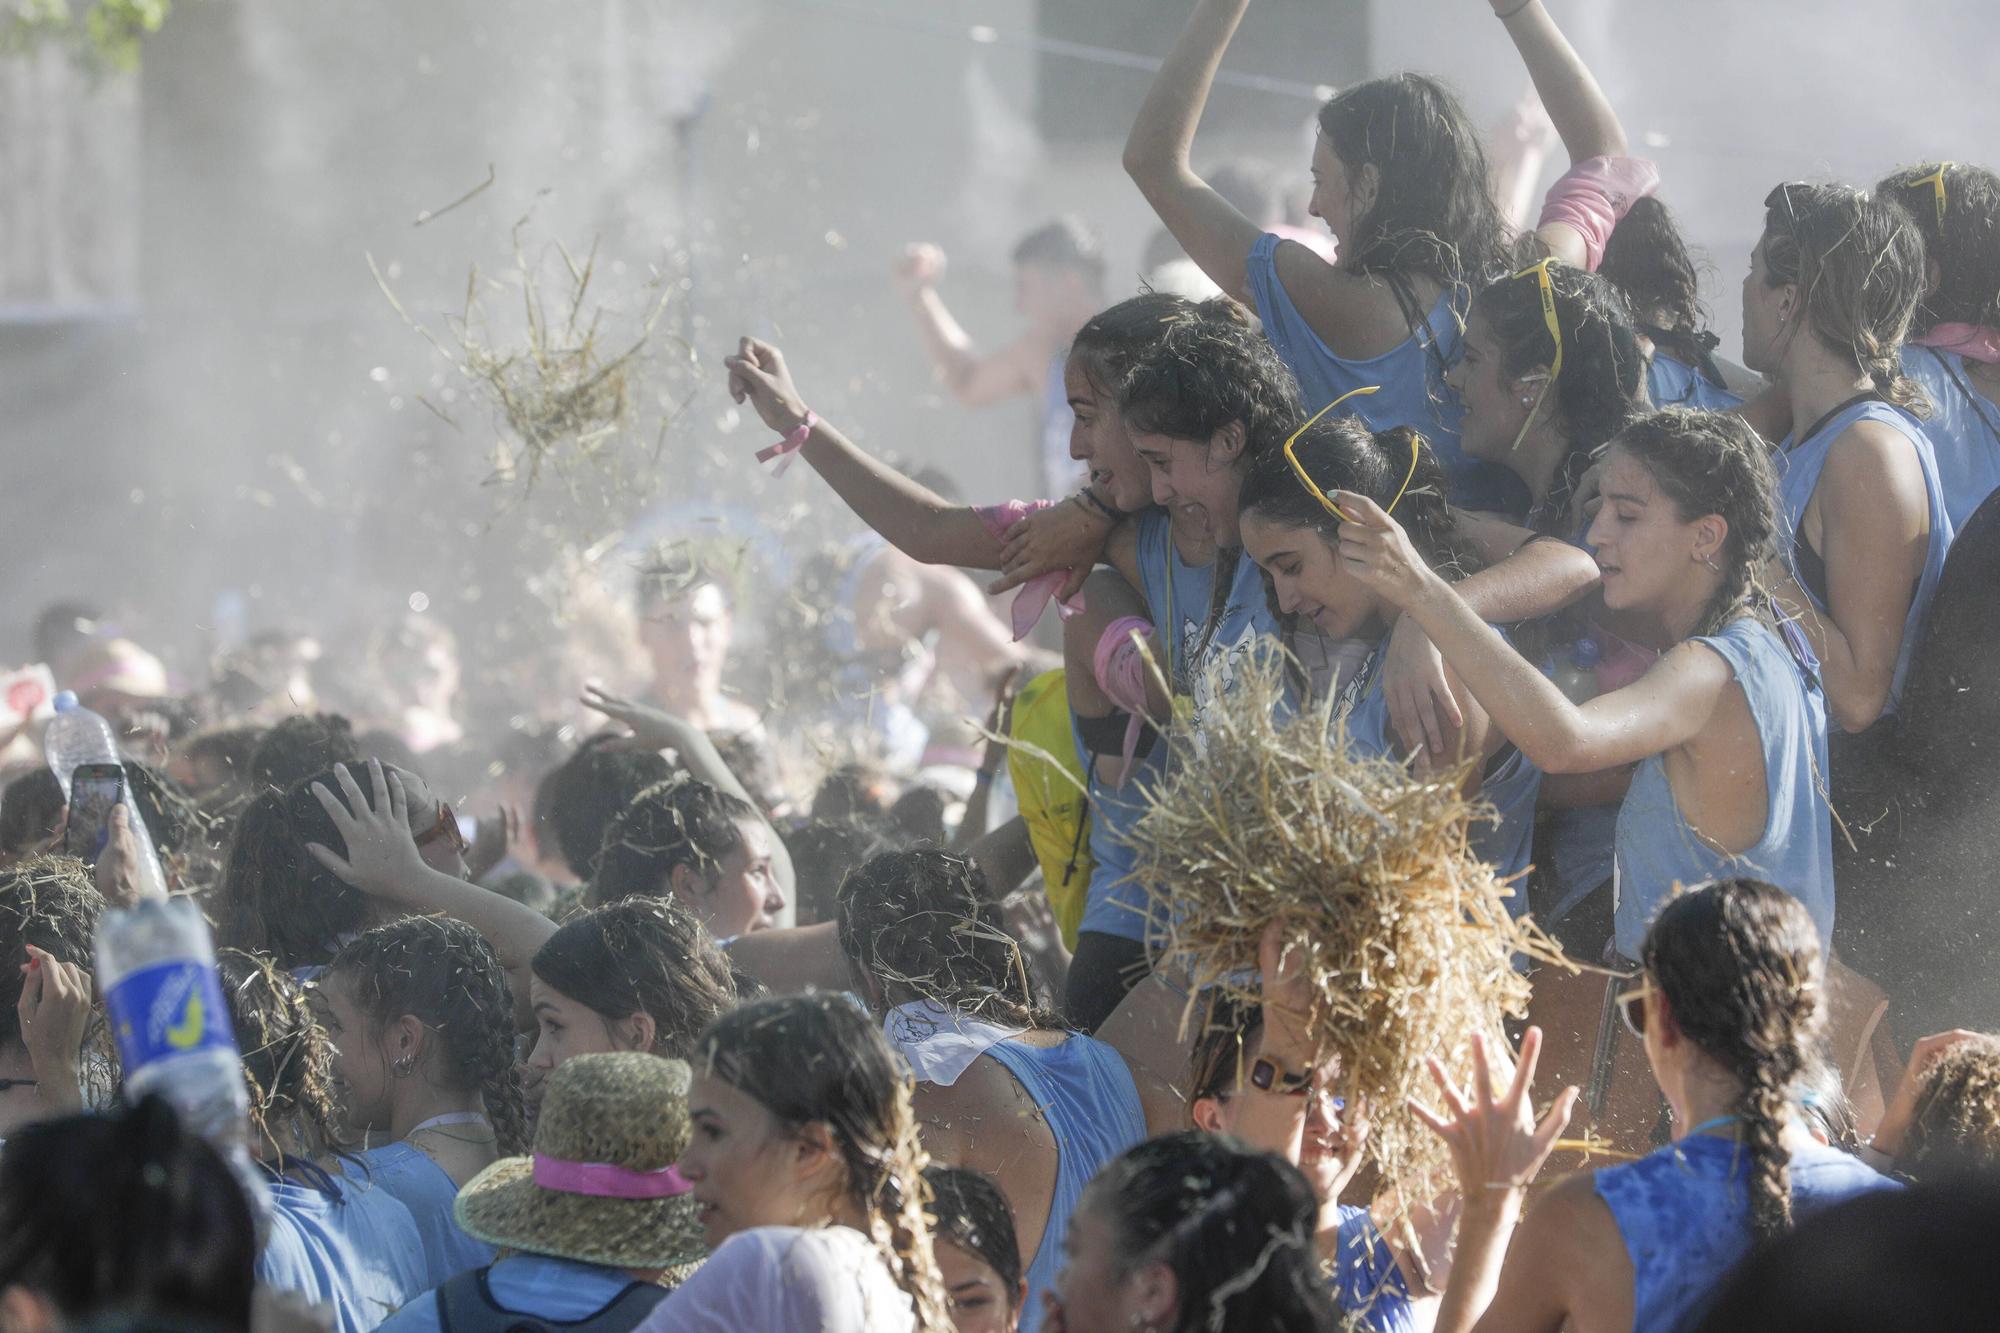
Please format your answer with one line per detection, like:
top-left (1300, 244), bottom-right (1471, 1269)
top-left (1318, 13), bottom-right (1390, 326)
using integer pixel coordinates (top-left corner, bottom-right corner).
top-left (1600, 197), bottom-right (1748, 413)
top-left (1879, 161), bottom-right (2000, 532)
top-left (1238, 416), bottom-right (1543, 887)
top-left (636, 993), bottom-right (953, 1333)
top-left (1414, 880), bottom-right (1896, 1333)
top-left (1045, 1131), bottom-right (1344, 1332)
top-left (1123, 0), bottom-right (1633, 516)
top-left (837, 849), bottom-right (1146, 1333)
top-left (0, 1098), bottom-right (257, 1332)
top-left (0, 860), bottom-right (102, 1143)
top-left (219, 950), bottom-right (429, 1333)
top-left (924, 1166), bottom-right (1027, 1333)
top-left (635, 564), bottom-right (768, 752)
top-left (587, 777), bottom-right (787, 936)
top-left (320, 916), bottom-right (526, 1289)
top-left (1862, 1029), bottom-right (2000, 1183)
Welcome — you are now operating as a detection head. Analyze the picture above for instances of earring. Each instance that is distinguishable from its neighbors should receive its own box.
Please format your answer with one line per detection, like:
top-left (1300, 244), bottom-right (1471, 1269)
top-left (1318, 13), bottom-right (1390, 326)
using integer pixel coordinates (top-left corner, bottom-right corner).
top-left (1521, 394), bottom-right (1536, 408)
top-left (1700, 555), bottom-right (1721, 573)
top-left (391, 1056), bottom-right (416, 1078)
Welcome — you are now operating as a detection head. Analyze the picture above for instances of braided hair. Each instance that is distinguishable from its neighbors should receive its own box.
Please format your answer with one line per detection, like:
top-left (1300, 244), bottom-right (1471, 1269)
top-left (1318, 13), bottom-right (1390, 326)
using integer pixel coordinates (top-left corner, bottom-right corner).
top-left (218, 949), bottom-right (346, 1167)
top-left (1473, 261), bottom-right (1648, 533)
top-left (1877, 162), bottom-right (2000, 339)
top-left (1600, 195), bottom-right (1728, 389)
top-left (1607, 409), bottom-right (1781, 639)
top-left (326, 916), bottom-right (528, 1156)
top-left (701, 994), bottom-right (953, 1332)
top-left (836, 849), bottom-right (1059, 1029)
top-left (1641, 879), bottom-right (1825, 1240)
top-left (1759, 181), bottom-right (1929, 415)
top-left (1085, 1131), bottom-right (1341, 1332)
top-left (532, 896), bottom-right (737, 1061)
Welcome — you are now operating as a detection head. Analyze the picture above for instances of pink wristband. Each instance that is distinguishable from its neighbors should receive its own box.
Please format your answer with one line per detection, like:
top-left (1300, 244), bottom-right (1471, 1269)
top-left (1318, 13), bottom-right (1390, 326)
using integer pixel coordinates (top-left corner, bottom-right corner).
top-left (1093, 615), bottom-right (1158, 767)
top-left (756, 409), bottom-right (817, 477)
top-left (975, 498), bottom-right (1089, 641)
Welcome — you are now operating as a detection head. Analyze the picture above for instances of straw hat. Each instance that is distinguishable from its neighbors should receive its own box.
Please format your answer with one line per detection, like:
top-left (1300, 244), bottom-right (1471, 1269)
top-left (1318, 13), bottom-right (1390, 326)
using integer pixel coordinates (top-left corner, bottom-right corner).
top-left (455, 1052), bottom-right (708, 1277)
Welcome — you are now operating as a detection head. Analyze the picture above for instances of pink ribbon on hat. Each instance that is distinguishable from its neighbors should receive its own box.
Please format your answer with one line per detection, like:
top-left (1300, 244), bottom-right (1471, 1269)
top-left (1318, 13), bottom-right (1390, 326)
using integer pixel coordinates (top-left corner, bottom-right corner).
top-left (532, 1154), bottom-right (695, 1200)
top-left (975, 500), bottom-right (1088, 641)
top-left (1912, 323), bottom-right (2000, 366)
top-left (756, 410), bottom-right (818, 477)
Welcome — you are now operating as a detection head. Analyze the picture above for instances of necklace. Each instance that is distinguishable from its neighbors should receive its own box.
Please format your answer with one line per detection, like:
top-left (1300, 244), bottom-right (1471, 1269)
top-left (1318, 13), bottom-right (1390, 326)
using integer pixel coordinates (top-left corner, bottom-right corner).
top-left (406, 1111), bottom-right (496, 1149)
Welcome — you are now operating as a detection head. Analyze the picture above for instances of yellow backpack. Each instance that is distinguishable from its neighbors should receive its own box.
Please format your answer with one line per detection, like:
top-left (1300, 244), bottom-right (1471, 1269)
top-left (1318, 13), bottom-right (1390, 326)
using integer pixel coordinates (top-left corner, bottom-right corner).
top-left (1006, 669), bottom-right (1094, 949)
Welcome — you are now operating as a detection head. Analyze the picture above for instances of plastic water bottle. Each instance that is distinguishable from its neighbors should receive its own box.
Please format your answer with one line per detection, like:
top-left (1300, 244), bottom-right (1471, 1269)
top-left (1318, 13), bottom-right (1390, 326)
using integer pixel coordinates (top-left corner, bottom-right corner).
top-left (1552, 636), bottom-right (1603, 704)
top-left (95, 896), bottom-right (271, 1232)
top-left (43, 691), bottom-right (168, 899)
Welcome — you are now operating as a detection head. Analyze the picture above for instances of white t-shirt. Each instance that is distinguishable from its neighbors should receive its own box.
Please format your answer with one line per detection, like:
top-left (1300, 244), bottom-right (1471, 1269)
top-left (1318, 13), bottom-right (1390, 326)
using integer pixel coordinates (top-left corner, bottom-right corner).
top-left (637, 1225), bottom-right (917, 1333)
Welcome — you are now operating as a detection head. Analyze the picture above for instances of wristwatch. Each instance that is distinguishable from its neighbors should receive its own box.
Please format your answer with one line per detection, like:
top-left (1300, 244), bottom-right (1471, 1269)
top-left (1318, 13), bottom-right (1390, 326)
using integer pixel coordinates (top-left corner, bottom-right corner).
top-left (1248, 1055), bottom-right (1313, 1096)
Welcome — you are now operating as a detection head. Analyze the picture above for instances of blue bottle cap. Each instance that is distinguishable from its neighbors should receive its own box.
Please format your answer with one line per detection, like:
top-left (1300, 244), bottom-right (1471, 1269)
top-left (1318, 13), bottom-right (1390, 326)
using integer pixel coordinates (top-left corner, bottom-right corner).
top-left (52, 691), bottom-right (78, 713)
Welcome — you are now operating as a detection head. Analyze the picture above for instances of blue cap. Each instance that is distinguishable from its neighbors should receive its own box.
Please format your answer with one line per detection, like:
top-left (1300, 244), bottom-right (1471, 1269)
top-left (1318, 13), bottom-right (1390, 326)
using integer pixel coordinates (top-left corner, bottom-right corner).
top-left (52, 691), bottom-right (78, 713)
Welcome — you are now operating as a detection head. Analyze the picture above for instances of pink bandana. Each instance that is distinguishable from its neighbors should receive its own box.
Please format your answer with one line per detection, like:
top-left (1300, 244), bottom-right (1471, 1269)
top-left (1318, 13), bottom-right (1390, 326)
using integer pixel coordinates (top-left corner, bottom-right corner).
top-left (975, 500), bottom-right (1088, 641)
top-left (1913, 323), bottom-right (2000, 366)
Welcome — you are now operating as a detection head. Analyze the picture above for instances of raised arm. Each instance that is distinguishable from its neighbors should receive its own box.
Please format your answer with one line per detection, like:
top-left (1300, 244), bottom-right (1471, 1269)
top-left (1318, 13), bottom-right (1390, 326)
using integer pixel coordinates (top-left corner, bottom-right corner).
top-left (1493, 0), bottom-right (1630, 266)
top-left (893, 244), bottom-right (1043, 407)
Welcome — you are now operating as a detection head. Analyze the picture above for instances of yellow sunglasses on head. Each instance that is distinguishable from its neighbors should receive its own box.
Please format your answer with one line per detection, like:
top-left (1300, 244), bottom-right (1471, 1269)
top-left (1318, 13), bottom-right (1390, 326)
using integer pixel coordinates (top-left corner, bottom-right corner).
top-left (1508, 256), bottom-right (1566, 453)
top-left (1282, 384), bottom-right (1422, 519)
top-left (1912, 161), bottom-right (1952, 229)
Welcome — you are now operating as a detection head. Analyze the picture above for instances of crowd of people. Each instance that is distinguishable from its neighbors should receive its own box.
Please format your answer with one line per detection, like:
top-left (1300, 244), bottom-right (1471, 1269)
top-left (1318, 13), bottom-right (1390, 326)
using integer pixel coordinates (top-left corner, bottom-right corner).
top-left (4, 0), bottom-right (2000, 1328)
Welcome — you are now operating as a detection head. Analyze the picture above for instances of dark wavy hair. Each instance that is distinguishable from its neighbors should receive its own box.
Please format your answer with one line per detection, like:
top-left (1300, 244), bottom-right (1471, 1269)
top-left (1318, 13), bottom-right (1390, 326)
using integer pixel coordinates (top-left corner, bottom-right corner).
top-left (1641, 879), bottom-right (1825, 1241)
top-left (534, 738), bottom-right (679, 880)
top-left (1877, 162), bottom-right (2000, 338)
top-left (219, 949), bottom-right (346, 1166)
top-left (590, 777), bottom-right (757, 911)
top-left (1070, 292), bottom-right (1251, 402)
top-left (1759, 181), bottom-right (1928, 414)
top-left (327, 916), bottom-right (529, 1156)
top-left (532, 896), bottom-right (737, 1061)
top-left (1083, 1131), bottom-right (1342, 1332)
top-left (1900, 1038), bottom-right (2000, 1183)
top-left (0, 857), bottom-right (104, 1052)
top-left (1317, 74), bottom-right (1512, 295)
top-left (923, 1164), bottom-right (1023, 1313)
top-left (1601, 195), bottom-right (1727, 389)
top-left (1473, 261), bottom-right (1648, 531)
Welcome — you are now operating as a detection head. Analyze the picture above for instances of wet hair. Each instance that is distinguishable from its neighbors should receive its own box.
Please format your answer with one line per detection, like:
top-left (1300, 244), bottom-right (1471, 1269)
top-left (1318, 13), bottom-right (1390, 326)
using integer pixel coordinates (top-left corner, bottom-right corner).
top-left (785, 817), bottom-right (898, 927)
top-left (589, 778), bottom-right (757, 911)
top-left (1472, 261), bottom-right (1648, 531)
top-left (218, 949), bottom-right (345, 1164)
top-left (531, 896), bottom-right (737, 1060)
top-left (0, 857), bottom-right (104, 1052)
top-left (1759, 181), bottom-right (1929, 413)
top-left (1070, 292), bottom-right (1251, 404)
top-left (535, 740), bottom-right (677, 880)
top-left (1239, 414), bottom-right (1486, 584)
top-left (0, 1096), bottom-right (256, 1329)
top-left (1640, 878), bottom-right (1825, 1241)
top-left (1876, 162), bottom-right (2000, 338)
top-left (923, 1165), bottom-right (1023, 1311)
top-left (1600, 195), bottom-right (1727, 387)
top-left (1606, 409), bottom-right (1782, 638)
top-left (836, 849), bottom-right (1055, 1029)
top-left (173, 726), bottom-right (265, 792)
top-left (327, 916), bottom-right (528, 1156)
top-left (700, 993), bottom-right (951, 1330)
top-left (1082, 1131), bottom-right (1342, 1332)
top-left (1899, 1039), bottom-right (2000, 1183)
top-left (1316, 74), bottom-right (1512, 292)
top-left (0, 769), bottom-right (64, 856)
top-left (1012, 215), bottom-right (1106, 287)
top-left (248, 714), bottom-right (361, 796)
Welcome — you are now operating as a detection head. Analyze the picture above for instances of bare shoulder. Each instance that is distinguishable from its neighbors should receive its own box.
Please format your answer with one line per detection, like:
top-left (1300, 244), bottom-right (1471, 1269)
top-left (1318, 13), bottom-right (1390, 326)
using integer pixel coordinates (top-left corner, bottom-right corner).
top-left (1271, 243), bottom-right (1438, 361)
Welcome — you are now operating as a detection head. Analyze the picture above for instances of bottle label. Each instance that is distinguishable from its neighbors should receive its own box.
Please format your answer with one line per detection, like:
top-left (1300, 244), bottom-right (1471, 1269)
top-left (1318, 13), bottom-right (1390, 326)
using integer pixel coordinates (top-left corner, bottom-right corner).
top-left (105, 960), bottom-right (238, 1072)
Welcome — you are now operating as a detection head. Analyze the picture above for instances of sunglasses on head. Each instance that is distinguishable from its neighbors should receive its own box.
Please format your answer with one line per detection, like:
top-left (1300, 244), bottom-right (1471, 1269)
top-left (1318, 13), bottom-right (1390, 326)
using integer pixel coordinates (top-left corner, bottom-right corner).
top-left (413, 799), bottom-right (468, 856)
top-left (1506, 257), bottom-right (1566, 453)
top-left (1615, 978), bottom-right (1656, 1039)
top-left (1283, 384), bottom-right (1422, 519)
top-left (1911, 162), bottom-right (1952, 230)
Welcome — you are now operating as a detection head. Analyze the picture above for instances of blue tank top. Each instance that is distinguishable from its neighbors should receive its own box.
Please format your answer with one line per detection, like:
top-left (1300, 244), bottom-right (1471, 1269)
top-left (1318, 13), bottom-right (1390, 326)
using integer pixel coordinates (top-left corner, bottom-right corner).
top-left (1596, 1136), bottom-right (1897, 1333)
top-left (353, 1142), bottom-right (495, 1291)
top-left (257, 1165), bottom-right (431, 1333)
top-left (1611, 618), bottom-right (1833, 959)
top-left (1902, 345), bottom-right (2000, 533)
top-left (375, 1255), bottom-right (635, 1333)
top-left (1341, 634), bottom-right (1543, 898)
top-left (1072, 716), bottom-right (1169, 945)
top-left (1646, 352), bottom-right (1744, 413)
top-left (1328, 1205), bottom-right (1415, 1332)
top-left (985, 1035), bottom-right (1148, 1333)
top-left (1244, 232), bottom-right (1526, 516)
top-left (1774, 396), bottom-right (1955, 715)
top-left (1131, 511), bottom-right (1282, 739)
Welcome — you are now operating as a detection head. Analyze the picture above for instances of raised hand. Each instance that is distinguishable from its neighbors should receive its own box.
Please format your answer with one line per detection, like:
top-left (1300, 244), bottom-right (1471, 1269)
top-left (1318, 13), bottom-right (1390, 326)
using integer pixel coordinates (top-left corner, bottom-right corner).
top-left (580, 684), bottom-right (690, 753)
top-left (1410, 1028), bottom-right (1577, 1196)
top-left (18, 944), bottom-right (92, 1113)
top-left (304, 760), bottom-right (430, 904)
top-left (893, 242), bottom-right (947, 295)
top-left (1332, 490), bottom-right (1438, 609)
top-left (722, 336), bottom-right (811, 436)
top-left (93, 803), bottom-right (147, 907)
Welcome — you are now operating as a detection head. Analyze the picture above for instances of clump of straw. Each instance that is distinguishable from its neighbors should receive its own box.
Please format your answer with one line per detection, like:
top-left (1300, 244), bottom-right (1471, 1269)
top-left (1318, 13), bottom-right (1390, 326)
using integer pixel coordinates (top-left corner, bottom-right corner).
top-left (1125, 641), bottom-right (1560, 1192)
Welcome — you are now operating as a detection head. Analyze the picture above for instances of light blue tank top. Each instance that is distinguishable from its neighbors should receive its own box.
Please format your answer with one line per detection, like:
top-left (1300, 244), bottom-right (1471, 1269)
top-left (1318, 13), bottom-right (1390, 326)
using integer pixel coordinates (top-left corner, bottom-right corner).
top-left (1072, 716), bottom-right (1169, 945)
top-left (375, 1255), bottom-right (632, 1333)
top-left (1244, 232), bottom-right (1526, 516)
top-left (985, 1035), bottom-right (1148, 1333)
top-left (1646, 352), bottom-right (1744, 413)
top-left (1774, 396), bottom-right (1955, 715)
top-left (353, 1143), bottom-right (496, 1291)
top-left (1902, 345), bottom-right (2000, 533)
top-left (1131, 511), bottom-right (1282, 738)
top-left (1328, 1205), bottom-right (1415, 1332)
top-left (257, 1165), bottom-right (431, 1333)
top-left (1611, 618), bottom-right (1833, 959)
top-left (1341, 634), bottom-right (1543, 899)
top-left (1595, 1136), bottom-right (1897, 1333)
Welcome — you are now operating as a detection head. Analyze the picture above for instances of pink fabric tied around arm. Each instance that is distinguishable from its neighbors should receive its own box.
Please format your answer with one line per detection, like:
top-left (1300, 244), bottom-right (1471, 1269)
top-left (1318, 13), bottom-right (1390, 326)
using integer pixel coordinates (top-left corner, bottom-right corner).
top-left (531, 1154), bottom-right (694, 1199)
top-left (1538, 156), bottom-right (1662, 272)
top-left (1093, 615), bottom-right (1158, 768)
top-left (975, 499), bottom-right (1088, 641)
top-left (1913, 323), bottom-right (2000, 366)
